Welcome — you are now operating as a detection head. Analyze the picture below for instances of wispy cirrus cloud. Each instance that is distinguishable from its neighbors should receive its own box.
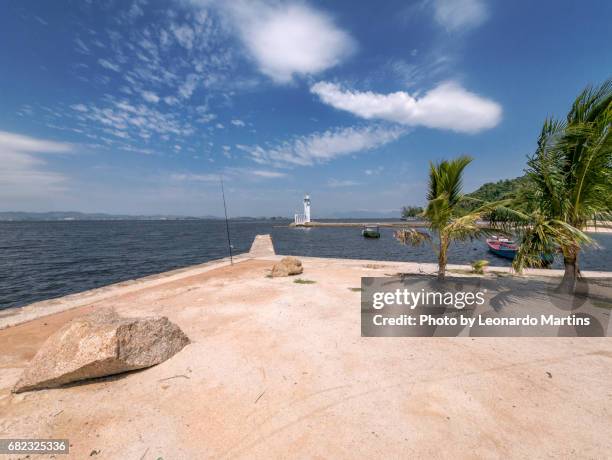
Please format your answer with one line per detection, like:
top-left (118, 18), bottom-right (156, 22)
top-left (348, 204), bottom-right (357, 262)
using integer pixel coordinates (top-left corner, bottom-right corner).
top-left (311, 81), bottom-right (501, 133)
top-left (141, 90), bottom-right (160, 103)
top-left (237, 125), bottom-right (405, 167)
top-left (170, 167), bottom-right (287, 183)
top-left (98, 58), bottom-right (121, 72)
top-left (249, 169), bottom-right (287, 178)
top-left (170, 173), bottom-right (218, 182)
top-left (0, 131), bottom-right (73, 200)
top-left (432, 0), bottom-right (488, 32)
top-left (0, 131), bottom-right (73, 154)
top-left (327, 178), bottom-right (360, 188)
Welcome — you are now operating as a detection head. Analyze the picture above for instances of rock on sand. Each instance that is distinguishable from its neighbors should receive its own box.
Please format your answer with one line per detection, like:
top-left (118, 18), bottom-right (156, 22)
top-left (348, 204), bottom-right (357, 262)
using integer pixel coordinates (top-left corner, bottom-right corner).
top-left (13, 309), bottom-right (189, 393)
top-left (271, 256), bottom-right (303, 277)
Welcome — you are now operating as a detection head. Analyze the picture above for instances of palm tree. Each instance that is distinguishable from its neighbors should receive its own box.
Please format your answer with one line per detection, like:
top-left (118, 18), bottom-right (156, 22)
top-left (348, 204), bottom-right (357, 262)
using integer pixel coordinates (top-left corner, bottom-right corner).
top-left (395, 156), bottom-right (495, 280)
top-left (495, 80), bottom-right (612, 291)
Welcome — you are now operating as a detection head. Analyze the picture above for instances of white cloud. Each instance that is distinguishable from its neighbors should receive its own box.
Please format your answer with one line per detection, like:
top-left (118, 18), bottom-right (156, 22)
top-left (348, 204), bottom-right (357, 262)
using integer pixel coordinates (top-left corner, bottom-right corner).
top-left (196, 113), bottom-right (217, 123)
top-left (0, 131), bottom-right (73, 154)
top-left (171, 173), bottom-right (218, 182)
top-left (433, 0), bottom-right (488, 31)
top-left (98, 58), bottom-right (120, 72)
top-left (327, 178), bottom-right (360, 188)
top-left (0, 131), bottom-right (73, 200)
top-left (75, 37), bottom-right (91, 54)
top-left (141, 91), bottom-right (160, 103)
top-left (171, 168), bottom-right (286, 182)
top-left (178, 74), bottom-right (199, 99)
top-left (70, 103), bottom-right (89, 112)
top-left (365, 166), bottom-right (384, 176)
top-left (224, 167), bottom-right (288, 179)
top-left (65, 98), bottom-right (196, 149)
top-left (216, 1), bottom-right (354, 83)
top-left (170, 23), bottom-right (195, 50)
top-left (231, 119), bottom-right (246, 127)
top-left (250, 169), bottom-right (287, 178)
top-left (237, 125), bottom-right (405, 167)
top-left (128, 0), bottom-right (145, 19)
top-left (311, 81), bottom-right (502, 133)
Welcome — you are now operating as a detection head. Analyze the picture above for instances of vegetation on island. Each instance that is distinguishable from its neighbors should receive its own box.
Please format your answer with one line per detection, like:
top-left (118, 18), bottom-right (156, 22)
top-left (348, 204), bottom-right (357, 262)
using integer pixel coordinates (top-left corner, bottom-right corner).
top-left (459, 176), bottom-right (529, 213)
top-left (401, 206), bottom-right (424, 218)
top-left (405, 176), bottom-right (528, 216)
top-left (466, 176), bottom-right (528, 203)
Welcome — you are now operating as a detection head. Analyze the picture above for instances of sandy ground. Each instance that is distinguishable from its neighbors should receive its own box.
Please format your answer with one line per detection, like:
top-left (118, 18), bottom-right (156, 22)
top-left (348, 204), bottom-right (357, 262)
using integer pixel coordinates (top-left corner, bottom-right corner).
top-left (1, 256), bottom-right (611, 459)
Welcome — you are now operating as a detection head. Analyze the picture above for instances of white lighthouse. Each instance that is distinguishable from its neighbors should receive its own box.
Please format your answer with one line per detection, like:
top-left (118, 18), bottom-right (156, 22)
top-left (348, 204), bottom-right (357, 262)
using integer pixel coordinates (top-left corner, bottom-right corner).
top-left (294, 194), bottom-right (311, 225)
top-left (303, 194), bottom-right (311, 222)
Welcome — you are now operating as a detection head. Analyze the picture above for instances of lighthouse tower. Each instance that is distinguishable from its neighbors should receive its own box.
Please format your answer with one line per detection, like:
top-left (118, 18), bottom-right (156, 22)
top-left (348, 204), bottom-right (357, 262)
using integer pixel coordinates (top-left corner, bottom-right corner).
top-left (294, 194), bottom-right (312, 225)
top-left (303, 194), bottom-right (311, 223)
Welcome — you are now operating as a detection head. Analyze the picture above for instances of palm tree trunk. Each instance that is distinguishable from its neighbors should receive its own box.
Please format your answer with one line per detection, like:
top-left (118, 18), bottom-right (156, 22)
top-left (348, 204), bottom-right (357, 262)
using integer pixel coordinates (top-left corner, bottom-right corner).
top-left (560, 246), bottom-right (580, 293)
top-left (438, 237), bottom-right (447, 281)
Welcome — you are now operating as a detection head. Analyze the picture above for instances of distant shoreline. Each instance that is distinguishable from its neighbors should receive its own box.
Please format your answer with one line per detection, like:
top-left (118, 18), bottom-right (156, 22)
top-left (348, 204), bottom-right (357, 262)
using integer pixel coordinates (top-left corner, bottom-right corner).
top-left (2, 218), bottom-right (611, 234)
top-left (290, 221), bottom-right (612, 233)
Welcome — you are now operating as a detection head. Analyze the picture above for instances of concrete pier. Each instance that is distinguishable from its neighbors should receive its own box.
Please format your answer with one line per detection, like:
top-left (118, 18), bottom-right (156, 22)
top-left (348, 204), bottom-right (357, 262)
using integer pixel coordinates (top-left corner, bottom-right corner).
top-left (248, 234), bottom-right (276, 257)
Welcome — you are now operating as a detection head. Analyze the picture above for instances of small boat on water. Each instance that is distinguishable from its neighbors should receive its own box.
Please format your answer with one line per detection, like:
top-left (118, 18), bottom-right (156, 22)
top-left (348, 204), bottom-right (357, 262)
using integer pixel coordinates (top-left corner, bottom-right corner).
top-left (362, 225), bottom-right (381, 238)
top-left (486, 235), bottom-right (555, 265)
top-left (486, 236), bottom-right (517, 259)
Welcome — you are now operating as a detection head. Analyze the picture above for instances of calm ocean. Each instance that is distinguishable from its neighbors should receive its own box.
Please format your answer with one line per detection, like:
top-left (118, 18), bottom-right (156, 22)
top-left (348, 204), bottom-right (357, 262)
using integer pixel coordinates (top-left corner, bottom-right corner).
top-left (1, 220), bottom-right (610, 310)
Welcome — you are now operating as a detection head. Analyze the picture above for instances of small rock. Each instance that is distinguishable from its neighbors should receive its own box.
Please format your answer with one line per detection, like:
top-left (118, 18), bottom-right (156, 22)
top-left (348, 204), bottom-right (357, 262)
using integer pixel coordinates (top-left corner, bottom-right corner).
top-left (271, 257), bottom-right (303, 277)
top-left (13, 309), bottom-right (189, 393)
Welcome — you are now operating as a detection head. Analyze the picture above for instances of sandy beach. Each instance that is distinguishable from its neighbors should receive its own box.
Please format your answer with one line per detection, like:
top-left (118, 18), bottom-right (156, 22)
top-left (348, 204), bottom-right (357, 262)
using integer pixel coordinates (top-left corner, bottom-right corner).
top-left (1, 237), bottom-right (611, 459)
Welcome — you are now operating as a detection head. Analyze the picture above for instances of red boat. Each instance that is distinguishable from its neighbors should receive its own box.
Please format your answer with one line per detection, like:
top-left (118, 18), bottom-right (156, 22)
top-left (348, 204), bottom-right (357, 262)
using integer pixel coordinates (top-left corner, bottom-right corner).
top-left (486, 236), bottom-right (517, 260)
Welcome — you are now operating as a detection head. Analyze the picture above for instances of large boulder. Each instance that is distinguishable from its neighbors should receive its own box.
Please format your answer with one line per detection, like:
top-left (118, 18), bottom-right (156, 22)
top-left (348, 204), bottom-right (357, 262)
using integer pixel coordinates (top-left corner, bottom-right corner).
top-left (271, 256), bottom-right (303, 277)
top-left (13, 309), bottom-right (189, 393)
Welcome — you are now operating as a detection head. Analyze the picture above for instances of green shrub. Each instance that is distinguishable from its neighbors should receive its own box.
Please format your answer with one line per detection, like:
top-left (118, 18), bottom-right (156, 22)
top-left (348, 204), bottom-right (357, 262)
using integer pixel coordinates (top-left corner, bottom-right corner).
top-left (471, 259), bottom-right (489, 274)
top-left (294, 278), bottom-right (316, 284)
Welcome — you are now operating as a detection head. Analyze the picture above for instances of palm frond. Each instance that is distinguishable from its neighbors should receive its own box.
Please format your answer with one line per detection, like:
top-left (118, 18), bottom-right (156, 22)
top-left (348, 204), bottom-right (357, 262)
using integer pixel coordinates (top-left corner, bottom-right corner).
top-left (394, 228), bottom-right (431, 246)
top-left (511, 216), bottom-right (595, 272)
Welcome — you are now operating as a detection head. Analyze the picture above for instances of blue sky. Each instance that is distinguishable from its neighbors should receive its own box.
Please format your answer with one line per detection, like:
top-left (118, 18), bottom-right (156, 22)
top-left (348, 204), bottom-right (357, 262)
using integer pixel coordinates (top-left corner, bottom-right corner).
top-left (1, 0), bottom-right (611, 217)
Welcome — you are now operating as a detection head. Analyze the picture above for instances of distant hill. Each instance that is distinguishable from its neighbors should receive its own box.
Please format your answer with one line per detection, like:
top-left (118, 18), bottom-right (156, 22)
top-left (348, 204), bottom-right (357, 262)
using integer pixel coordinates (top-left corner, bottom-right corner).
top-left (0, 212), bottom-right (293, 221)
top-left (0, 211), bottom-right (217, 221)
top-left (466, 176), bottom-right (529, 202)
top-left (462, 176), bottom-right (529, 211)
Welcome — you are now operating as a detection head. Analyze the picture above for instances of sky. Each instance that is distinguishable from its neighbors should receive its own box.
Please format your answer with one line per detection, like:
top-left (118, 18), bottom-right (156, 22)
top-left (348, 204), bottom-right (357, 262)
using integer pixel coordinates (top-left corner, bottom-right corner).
top-left (1, 0), bottom-right (611, 217)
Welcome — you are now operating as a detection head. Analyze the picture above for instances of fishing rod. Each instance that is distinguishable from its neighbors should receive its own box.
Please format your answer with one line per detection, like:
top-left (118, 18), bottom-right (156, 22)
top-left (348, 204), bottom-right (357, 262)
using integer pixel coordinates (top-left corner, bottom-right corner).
top-left (220, 174), bottom-right (233, 264)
